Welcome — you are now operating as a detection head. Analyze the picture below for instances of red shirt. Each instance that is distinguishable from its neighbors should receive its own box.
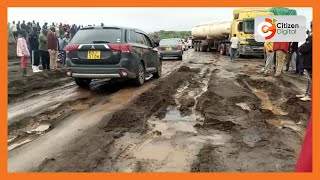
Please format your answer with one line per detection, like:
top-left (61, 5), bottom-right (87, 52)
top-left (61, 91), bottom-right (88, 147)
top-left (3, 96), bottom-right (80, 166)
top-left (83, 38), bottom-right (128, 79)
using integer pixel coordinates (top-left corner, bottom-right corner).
top-left (47, 31), bottom-right (58, 51)
top-left (273, 42), bottom-right (289, 52)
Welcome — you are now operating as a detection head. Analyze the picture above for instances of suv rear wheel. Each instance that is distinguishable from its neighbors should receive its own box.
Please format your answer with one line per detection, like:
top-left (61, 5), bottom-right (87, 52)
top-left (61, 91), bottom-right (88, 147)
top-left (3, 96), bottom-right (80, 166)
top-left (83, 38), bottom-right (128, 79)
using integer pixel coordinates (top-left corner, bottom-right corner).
top-left (153, 60), bottom-right (162, 79)
top-left (133, 62), bottom-right (145, 86)
top-left (75, 78), bottom-right (92, 88)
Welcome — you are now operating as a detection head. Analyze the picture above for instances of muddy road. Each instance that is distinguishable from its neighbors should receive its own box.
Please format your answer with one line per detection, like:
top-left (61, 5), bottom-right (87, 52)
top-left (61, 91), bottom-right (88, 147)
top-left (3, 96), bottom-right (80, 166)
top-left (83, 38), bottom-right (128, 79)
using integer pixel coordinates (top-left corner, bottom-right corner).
top-left (8, 49), bottom-right (310, 172)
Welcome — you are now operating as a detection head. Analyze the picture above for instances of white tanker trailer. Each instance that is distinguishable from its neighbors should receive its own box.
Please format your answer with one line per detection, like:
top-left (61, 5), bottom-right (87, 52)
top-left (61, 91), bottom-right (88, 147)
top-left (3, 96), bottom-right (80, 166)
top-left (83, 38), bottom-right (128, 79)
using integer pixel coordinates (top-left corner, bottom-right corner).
top-left (191, 21), bottom-right (232, 55)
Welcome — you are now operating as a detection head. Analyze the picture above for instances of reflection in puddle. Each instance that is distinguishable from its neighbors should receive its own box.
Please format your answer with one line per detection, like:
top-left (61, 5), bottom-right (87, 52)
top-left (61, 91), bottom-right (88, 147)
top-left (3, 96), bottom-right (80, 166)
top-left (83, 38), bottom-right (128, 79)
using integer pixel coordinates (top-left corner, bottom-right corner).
top-left (163, 107), bottom-right (199, 122)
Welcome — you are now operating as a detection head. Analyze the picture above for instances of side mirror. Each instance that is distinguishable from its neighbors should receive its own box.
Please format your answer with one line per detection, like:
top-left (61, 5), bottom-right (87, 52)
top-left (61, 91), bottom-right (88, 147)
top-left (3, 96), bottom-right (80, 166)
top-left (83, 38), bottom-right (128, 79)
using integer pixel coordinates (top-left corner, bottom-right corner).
top-left (153, 42), bottom-right (159, 47)
top-left (238, 22), bottom-right (243, 32)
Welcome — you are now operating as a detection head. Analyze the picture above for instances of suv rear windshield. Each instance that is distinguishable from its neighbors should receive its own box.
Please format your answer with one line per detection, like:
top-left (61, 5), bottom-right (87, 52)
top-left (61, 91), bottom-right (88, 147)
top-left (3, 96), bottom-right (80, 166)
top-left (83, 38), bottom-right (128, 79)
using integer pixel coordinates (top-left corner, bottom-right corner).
top-left (160, 39), bottom-right (179, 46)
top-left (70, 28), bottom-right (122, 44)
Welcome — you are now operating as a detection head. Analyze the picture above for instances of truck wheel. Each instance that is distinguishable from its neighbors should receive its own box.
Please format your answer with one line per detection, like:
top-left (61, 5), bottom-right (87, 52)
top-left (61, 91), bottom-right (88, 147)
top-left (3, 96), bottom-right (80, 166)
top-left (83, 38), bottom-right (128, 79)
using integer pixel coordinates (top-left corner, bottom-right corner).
top-left (219, 44), bottom-right (226, 55)
top-left (201, 45), bottom-right (208, 52)
top-left (194, 43), bottom-right (198, 51)
top-left (133, 62), bottom-right (145, 86)
top-left (75, 78), bottom-right (92, 88)
top-left (226, 47), bottom-right (230, 56)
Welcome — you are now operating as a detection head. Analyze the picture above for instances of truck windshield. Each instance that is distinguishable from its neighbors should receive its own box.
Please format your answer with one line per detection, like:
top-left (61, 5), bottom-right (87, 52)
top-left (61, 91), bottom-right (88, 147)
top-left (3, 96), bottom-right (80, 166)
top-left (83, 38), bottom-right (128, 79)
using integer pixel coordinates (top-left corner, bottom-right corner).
top-left (244, 20), bottom-right (254, 34)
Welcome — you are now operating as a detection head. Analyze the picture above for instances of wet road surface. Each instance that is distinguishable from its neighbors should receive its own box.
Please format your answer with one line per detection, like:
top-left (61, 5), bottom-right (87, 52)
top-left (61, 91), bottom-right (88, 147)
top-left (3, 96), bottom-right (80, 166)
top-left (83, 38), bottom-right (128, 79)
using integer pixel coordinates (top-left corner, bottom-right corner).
top-left (8, 50), bottom-right (310, 172)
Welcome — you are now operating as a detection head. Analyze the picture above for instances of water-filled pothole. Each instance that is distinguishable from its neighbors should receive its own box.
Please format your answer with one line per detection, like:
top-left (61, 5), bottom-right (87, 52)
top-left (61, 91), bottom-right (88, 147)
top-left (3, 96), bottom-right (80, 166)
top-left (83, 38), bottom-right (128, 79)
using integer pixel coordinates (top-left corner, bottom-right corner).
top-left (244, 81), bottom-right (288, 116)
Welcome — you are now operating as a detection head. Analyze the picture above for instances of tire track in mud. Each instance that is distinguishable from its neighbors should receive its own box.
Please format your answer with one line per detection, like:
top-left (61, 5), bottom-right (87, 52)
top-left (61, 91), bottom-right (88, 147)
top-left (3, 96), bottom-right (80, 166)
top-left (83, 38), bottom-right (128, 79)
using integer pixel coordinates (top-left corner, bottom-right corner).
top-left (8, 96), bottom-right (102, 151)
top-left (35, 65), bottom-right (202, 172)
top-left (191, 59), bottom-right (311, 172)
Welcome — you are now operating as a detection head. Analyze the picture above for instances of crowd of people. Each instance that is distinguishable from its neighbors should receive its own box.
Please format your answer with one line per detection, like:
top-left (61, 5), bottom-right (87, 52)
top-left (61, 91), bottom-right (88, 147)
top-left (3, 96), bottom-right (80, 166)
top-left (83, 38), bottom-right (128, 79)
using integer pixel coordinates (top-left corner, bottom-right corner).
top-left (228, 21), bottom-right (312, 102)
top-left (11, 21), bottom-right (86, 76)
top-left (261, 25), bottom-right (312, 102)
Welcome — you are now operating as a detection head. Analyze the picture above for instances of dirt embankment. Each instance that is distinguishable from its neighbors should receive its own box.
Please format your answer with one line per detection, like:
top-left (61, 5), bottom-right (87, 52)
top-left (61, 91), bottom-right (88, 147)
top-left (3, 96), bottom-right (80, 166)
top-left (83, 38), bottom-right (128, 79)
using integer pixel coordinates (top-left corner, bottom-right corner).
top-left (8, 71), bottom-right (73, 104)
top-left (36, 66), bottom-right (200, 172)
top-left (8, 42), bottom-right (73, 104)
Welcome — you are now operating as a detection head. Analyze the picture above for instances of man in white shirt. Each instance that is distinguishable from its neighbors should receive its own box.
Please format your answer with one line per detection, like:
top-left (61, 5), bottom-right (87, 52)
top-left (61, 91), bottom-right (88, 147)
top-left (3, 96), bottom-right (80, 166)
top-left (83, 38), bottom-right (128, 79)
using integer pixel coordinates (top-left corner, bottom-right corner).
top-left (11, 21), bottom-right (18, 43)
top-left (230, 34), bottom-right (240, 61)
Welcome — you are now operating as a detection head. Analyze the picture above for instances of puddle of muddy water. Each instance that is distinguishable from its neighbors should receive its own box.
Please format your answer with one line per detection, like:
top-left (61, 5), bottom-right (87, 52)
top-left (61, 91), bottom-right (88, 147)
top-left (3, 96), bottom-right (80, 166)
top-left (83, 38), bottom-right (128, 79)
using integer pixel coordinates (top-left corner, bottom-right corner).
top-left (32, 124), bottom-right (51, 132)
top-left (162, 107), bottom-right (198, 122)
top-left (244, 81), bottom-right (288, 116)
top-left (236, 103), bottom-right (251, 111)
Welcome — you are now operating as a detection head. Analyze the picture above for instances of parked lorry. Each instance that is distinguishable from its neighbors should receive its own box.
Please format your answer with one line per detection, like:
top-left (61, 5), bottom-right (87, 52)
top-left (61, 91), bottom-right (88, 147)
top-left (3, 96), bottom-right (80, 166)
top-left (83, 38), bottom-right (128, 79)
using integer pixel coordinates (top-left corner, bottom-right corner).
top-left (192, 8), bottom-right (274, 57)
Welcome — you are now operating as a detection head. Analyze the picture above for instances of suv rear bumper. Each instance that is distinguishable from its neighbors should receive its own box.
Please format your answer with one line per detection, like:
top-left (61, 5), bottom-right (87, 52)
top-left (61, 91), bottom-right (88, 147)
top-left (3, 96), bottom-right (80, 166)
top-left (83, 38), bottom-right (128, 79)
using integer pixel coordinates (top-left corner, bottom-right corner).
top-left (67, 66), bottom-right (136, 79)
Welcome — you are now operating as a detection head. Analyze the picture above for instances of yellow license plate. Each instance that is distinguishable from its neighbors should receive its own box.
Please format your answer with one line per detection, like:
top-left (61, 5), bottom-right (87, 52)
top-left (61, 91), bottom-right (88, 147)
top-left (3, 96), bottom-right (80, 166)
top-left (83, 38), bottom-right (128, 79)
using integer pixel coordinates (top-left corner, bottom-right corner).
top-left (166, 47), bottom-right (172, 51)
top-left (87, 50), bottom-right (101, 59)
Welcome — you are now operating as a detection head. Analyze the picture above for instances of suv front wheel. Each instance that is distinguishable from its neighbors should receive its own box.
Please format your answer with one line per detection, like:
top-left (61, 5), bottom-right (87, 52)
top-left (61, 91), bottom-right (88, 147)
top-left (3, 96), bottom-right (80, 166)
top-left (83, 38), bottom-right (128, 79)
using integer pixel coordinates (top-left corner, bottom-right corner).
top-left (75, 78), bottom-right (92, 88)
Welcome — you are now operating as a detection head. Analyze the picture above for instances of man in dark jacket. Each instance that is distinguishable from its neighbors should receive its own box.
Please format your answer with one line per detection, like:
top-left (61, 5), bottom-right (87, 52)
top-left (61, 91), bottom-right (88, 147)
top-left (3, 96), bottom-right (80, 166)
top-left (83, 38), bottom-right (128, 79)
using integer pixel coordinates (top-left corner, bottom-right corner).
top-left (36, 22), bottom-right (41, 33)
top-left (47, 26), bottom-right (58, 70)
top-left (285, 42), bottom-right (298, 71)
top-left (26, 22), bottom-right (32, 34)
top-left (42, 22), bottom-right (48, 30)
top-left (20, 20), bottom-right (27, 30)
top-left (296, 35), bottom-right (312, 101)
top-left (28, 27), bottom-right (42, 72)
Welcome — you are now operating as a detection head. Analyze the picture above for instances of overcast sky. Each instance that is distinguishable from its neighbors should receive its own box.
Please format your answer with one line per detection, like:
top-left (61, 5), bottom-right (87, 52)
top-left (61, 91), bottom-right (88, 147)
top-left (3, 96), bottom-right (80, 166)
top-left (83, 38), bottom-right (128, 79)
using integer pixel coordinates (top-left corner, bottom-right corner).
top-left (8, 7), bottom-right (312, 32)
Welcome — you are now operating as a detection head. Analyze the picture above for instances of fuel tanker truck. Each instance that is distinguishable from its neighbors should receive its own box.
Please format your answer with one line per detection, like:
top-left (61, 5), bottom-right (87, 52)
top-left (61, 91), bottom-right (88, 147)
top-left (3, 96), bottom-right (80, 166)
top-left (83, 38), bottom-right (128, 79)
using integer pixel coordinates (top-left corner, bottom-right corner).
top-left (192, 8), bottom-right (274, 57)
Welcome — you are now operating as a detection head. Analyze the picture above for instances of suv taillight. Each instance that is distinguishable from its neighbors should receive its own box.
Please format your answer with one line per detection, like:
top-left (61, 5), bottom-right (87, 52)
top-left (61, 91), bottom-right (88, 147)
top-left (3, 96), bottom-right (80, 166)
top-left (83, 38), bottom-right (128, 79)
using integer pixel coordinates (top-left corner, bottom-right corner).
top-left (178, 44), bottom-right (182, 50)
top-left (109, 44), bottom-right (132, 53)
top-left (66, 44), bottom-right (79, 53)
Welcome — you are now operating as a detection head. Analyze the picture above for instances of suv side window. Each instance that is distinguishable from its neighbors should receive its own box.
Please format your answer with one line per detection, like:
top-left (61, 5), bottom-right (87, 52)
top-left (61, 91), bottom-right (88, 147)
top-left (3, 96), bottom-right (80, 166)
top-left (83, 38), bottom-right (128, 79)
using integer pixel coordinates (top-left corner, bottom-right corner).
top-left (142, 34), bottom-right (152, 47)
top-left (128, 30), bottom-right (146, 45)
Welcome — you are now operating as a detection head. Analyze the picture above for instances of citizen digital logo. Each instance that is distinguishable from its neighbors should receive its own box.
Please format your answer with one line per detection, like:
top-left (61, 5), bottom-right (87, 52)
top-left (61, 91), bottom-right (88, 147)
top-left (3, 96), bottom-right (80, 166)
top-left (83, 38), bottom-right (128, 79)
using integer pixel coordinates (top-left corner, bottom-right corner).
top-left (255, 15), bottom-right (306, 42)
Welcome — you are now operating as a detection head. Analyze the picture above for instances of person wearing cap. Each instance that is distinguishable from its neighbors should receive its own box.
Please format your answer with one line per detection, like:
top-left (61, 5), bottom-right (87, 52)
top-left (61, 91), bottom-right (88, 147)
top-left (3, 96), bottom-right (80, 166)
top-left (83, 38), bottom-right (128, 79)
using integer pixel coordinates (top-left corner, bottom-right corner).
top-left (47, 26), bottom-right (58, 70)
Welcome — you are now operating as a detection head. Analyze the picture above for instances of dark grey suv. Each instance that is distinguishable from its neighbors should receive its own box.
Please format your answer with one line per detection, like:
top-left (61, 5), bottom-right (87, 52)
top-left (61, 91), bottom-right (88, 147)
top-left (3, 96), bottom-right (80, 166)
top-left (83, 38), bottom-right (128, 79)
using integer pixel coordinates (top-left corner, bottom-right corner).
top-left (66, 26), bottom-right (161, 88)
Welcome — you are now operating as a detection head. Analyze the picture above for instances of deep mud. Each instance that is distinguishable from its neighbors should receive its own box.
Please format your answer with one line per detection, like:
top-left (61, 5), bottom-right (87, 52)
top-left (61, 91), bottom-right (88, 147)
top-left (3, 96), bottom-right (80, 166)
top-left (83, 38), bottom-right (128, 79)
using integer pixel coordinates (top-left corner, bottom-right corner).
top-left (35, 65), bottom-right (201, 172)
top-left (191, 59), bottom-right (310, 172)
